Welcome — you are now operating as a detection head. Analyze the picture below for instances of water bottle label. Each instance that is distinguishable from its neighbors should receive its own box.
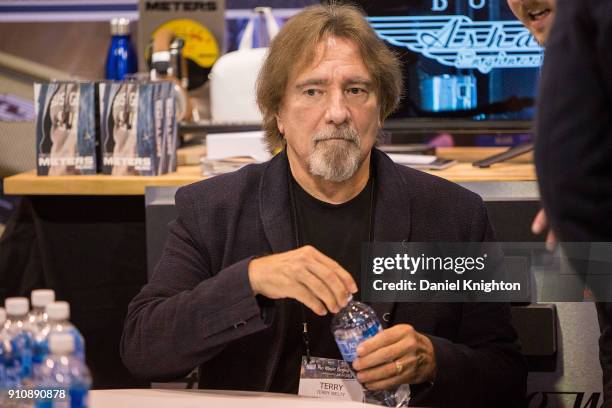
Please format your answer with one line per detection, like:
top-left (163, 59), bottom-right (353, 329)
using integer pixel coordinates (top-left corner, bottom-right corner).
top-left (334, 323), bottom-right (381, 363)
top-left (33, 338), bottom-right (49, 364)
top-left (10, 333), bottom-right (33, 379)
top-left (6, 362), bottom-right (22, 387)
top-left (69, 386), bottom-right (89, 408)
top-left (362, 323), bottom-right (381, 339)
top-left (69, 329), bottom-right (85, 361)
top-left (335, 337), bottom-right (361, 363)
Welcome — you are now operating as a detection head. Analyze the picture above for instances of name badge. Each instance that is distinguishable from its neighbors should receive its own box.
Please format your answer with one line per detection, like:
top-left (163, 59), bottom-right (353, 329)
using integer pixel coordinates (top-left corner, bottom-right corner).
top-left (298, 356), bottom-right (364, 402)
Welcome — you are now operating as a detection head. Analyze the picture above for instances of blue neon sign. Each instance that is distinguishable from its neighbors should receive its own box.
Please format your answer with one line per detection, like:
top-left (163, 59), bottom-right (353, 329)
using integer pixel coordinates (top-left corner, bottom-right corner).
top-left (368, 15), bottom-right (544, 73)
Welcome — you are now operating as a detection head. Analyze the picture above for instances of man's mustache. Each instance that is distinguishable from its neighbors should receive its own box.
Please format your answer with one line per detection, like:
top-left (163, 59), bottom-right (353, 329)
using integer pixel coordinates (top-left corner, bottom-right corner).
top-left (313, 128), bottom-right (360, 145)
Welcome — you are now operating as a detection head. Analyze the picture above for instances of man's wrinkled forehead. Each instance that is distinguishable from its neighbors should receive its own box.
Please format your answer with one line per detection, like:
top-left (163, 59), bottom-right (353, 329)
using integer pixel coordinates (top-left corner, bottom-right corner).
top-left (288, 36), bottom-right (370, 84)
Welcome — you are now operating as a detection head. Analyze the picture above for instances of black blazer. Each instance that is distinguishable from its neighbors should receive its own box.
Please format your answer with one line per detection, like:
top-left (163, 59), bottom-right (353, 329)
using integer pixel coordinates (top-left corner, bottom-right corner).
top-left (121, 149), bottom-right (527, 407)
top-left (535, 0), bottom-right (612, 402)
top-left (535, 0), bottom-right (612, 243)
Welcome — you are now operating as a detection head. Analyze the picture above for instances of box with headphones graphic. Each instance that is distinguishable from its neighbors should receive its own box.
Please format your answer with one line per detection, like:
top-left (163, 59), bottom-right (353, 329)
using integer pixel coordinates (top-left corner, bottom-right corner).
top-left (99, 81), bottom-right (159, 175)
top-left (34, 82), bottom-right (100, 176)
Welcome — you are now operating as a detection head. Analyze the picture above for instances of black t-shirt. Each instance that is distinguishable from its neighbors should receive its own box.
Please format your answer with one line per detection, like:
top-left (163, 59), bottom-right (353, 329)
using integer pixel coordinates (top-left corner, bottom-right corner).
top-left (268, 173), bottom-right (373, 394)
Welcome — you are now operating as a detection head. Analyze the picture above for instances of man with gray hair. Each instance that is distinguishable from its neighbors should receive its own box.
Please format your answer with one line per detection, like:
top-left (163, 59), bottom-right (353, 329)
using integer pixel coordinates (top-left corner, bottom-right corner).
top-left (121, 4), bottom-right (527, 406)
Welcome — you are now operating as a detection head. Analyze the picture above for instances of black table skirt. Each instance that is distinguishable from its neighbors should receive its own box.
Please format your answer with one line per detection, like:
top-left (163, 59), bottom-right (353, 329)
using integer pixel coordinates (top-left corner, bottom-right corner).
top-left (0, 195), bottom-right (149, 389)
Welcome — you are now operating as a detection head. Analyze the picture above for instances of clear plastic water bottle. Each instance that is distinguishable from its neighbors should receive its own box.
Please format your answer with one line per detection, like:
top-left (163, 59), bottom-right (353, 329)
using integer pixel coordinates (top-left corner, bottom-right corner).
top-left (4, 298), bottom-right (34, 387)
top-left (40, 302), bottom-right (85, 362)
top-left (105, 17), bottom-right (137, 80)
top-left (34, 333), bottom-right (91, 408)
top-left (29, 290), bottom-right (55, 331)
top-left (332, 298), bottom-right (410, 407)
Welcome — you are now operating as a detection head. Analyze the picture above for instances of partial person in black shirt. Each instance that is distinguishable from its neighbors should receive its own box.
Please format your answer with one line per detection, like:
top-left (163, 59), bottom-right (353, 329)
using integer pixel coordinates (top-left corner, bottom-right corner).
top-left (271, 168), bottom-right (373, 393)
top-left (533, 0), bottom-right (612, 403)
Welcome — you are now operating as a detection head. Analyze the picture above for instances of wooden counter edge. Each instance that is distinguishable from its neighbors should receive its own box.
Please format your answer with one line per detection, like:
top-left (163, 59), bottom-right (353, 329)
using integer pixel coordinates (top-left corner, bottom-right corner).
top-left (3, 170), bottom-right (205, 196)
top-left (3, 162), bottom-right (536, 196)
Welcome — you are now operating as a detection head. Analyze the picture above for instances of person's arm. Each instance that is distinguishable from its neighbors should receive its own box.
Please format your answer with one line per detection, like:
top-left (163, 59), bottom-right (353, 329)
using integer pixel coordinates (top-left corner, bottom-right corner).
top-left (120, 186), bottom-right (274, 381)
top-left (120, 183), bottom-right (358, 382)
top-left (535, 0), bottom-right (612, 243)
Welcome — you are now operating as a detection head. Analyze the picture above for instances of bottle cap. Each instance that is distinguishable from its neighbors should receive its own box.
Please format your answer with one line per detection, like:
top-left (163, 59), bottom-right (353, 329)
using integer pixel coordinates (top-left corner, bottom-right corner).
top-left (46, 301), bottom-right (70, 320)
top-left (5, 297), bottom-right (29, 316)
top-left (110, 17), bottom-right (131, 36)
top-left (31, 289), bottom-right (55, 308)
top-left (0, 307), bottom-right (6, 325)
top-left (49, 333), bottom-right (75, 354)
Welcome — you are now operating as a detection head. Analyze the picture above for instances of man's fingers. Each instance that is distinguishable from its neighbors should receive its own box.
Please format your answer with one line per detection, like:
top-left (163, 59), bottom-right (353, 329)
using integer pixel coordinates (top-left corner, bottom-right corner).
top-left (291, 283), bottom-right (327, 316)
top-left (357, 354), bottom-right (418, 387)
top-left (307, 246), bottom-right (358, 294)
top-left (531, 209), bottom-right (548, 234)
top-left (352, 338), bottom-right (412, 371)
top-left (304, 259), bottom-right (352, 311)
top-left (295, 267), bottom-right (339, 313)
top-left (357, 325), bottom-right (415, 357)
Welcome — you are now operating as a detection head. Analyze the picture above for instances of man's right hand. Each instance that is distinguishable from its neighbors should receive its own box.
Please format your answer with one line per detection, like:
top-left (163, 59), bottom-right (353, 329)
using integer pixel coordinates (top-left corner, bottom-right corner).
top-left (248, 245), bottom-right (358, 316)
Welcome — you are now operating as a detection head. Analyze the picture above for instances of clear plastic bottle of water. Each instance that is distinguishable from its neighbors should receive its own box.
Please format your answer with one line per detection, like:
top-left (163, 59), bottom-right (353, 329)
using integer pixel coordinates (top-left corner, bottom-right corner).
top-left (38, 302), bottom-right (85, 364)
top-left (30, 291), bottom-right (56, 379)
top-left (332, 298), bottom-right (410, 407)
top-left (4, 298), bottom-right (34, 387)
top-left (34, 333), bottom-right (91, 408)
top-left (28, 290), bottom-right (55, 331)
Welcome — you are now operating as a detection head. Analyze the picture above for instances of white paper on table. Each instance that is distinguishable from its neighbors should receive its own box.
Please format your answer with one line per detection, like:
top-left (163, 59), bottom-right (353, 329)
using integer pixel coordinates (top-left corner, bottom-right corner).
top-left (386, 153), bottom-right (438, 165)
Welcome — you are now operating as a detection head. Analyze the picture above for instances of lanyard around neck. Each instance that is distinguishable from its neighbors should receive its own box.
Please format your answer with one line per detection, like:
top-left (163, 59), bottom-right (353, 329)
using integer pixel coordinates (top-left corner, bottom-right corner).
top-left (286, 156), bottom-right (376, 362)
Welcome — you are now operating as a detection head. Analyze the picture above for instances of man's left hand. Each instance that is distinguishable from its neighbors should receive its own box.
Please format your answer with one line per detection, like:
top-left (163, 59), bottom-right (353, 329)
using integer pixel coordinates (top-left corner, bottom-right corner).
top-left (351, 324), bottom-right (436, 390)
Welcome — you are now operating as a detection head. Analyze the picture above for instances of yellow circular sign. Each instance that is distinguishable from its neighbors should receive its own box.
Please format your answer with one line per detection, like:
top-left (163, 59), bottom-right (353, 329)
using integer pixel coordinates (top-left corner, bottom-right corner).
top-left (151, 19), bottom-right (219, 68)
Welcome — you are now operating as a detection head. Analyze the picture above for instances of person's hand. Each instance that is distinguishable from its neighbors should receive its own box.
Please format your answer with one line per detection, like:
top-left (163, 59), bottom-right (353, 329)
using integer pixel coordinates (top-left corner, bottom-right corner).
top-left (531, 208), bottom-right (557, 250)
top-left (351, 324), bottom-right (436, 390)
top-left (248, 245), bottom-right (358, 316)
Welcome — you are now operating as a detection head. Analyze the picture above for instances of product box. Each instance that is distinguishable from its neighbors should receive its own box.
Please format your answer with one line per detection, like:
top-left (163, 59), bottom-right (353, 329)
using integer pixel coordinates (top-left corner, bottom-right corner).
top-left (99, 81), bottom-right (158, 175)
top-left (153, 81), bottom-right (168, 175)
top-left (35, 82), bottom-right (99, 176)
top-left (164, 81), bottom-right (178, 173)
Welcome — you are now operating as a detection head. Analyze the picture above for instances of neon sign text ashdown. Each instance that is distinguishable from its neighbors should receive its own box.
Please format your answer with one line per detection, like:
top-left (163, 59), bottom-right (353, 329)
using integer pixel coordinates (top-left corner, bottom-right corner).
top-left (368, 15), bottom-right (544, 73)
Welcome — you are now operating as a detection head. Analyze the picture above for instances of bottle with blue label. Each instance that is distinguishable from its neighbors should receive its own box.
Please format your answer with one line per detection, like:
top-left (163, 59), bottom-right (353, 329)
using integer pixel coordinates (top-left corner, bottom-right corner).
top-left (0, 307), bottom-right (8, 406)
top-left (34, 333), bottom-right (91, 408)
top-left (30, 291), bottom-right (56, 379)
top-left (4, 297), bottom-right (34, 389)
top-left (332, 298), bottom-right (410, 407)
top-left (105, 17), bottom-right (137, 80)
top-left (33, 301), bottom-right (84, 375)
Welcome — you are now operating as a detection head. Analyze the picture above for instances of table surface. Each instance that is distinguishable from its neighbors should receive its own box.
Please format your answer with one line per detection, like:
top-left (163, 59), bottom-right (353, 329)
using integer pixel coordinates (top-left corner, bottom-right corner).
top-left (90, 389), bottom-right (377, 408)
top-left (3, 147), bottom-right (535, 196)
